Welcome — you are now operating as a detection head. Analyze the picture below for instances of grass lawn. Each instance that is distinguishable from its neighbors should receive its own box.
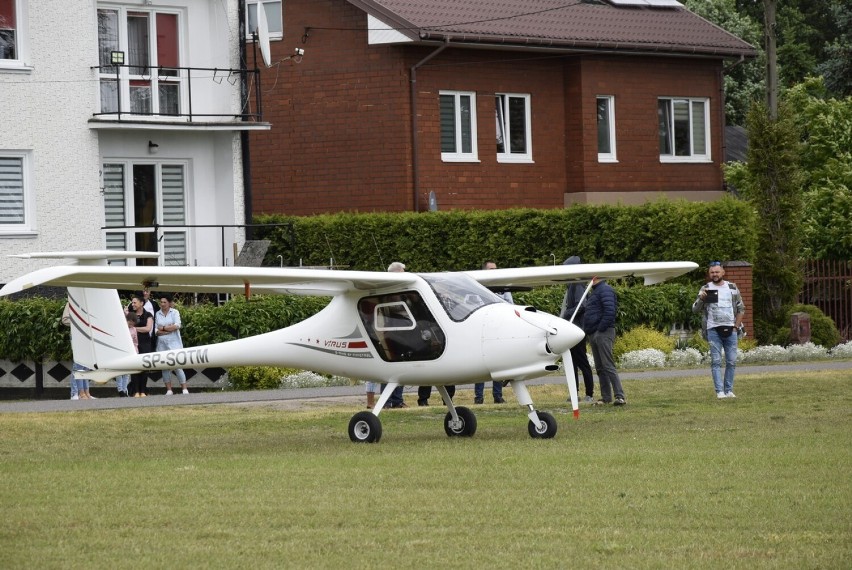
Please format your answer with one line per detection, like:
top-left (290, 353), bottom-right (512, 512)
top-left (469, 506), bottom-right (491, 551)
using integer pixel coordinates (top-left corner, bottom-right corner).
top-left (0, 371), bottom-right (849, 569)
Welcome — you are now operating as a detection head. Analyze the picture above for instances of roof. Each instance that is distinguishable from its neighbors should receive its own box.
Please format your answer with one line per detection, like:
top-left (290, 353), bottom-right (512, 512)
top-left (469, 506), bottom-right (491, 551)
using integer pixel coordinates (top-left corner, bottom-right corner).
top-left (347, 0), bottom-right (757, 58)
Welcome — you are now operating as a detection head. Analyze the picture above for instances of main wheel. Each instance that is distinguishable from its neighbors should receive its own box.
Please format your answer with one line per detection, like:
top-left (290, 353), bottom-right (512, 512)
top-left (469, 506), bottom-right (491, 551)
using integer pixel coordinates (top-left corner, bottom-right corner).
top-left (444, 406), bottom-right (477, 437)
top-left (528, 411), bottom-right (557, 439)
top-left (348, 411), bottom-right (382, 443)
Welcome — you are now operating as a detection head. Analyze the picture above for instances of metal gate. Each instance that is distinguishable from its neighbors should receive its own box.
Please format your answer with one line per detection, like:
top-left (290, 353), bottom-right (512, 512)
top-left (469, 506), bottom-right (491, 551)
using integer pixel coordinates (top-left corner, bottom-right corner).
top-left (800, 260), bottom-right (852, 342)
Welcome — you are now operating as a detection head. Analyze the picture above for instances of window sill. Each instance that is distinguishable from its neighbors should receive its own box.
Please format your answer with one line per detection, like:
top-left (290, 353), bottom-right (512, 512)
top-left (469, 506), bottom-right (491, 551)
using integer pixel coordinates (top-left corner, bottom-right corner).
top-left (497, 156), bottom-right (534, 164)
top-left (597, 156), bottom-right (618, 164)
top-left (659, 157), bottom-right (713, 164)
top-left (441, 156), bottom-right (481, 163)
top-left (0, 230), bottom-right (38, 238)
top-left (0, 62), bottom-right (34, 73)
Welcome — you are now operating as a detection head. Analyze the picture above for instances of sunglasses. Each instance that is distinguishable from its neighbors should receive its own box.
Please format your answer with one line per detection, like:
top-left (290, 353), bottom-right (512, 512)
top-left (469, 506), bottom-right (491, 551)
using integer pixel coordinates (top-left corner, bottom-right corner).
top-left (709, 261), bottom-right (722, 267)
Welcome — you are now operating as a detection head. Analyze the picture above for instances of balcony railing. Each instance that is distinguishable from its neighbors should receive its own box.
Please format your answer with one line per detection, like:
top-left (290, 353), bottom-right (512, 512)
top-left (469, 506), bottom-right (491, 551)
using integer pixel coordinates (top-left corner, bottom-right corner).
top-left (91, 63), bottom-right (263, 123)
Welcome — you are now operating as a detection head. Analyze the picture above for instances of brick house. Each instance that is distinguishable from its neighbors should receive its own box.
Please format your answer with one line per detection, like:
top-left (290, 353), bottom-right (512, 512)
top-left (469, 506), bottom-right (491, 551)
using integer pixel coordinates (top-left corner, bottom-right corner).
top-left (248, 0), bottom-right (757, 215)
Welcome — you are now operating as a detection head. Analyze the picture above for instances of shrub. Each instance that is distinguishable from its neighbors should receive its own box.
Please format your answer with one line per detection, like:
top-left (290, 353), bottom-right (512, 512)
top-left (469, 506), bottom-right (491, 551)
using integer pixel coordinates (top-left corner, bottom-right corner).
top-left (226, 366), bottom-right (299, 390)
top-left (613, 325), bottom-right (676, 362)
top-left (830, 341), bottom-right (852, 359)
top-left (620, 348), bottom-right (667, 369)
top-left (666, 347), bottom-right (704, 367)
top-left (771, 304), bottom-right (841, 348)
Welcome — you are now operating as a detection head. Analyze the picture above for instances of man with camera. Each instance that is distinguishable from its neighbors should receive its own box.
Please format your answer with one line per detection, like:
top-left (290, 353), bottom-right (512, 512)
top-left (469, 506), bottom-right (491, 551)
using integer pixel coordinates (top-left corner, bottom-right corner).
top-left (692, 261), bottom-right (746, 399)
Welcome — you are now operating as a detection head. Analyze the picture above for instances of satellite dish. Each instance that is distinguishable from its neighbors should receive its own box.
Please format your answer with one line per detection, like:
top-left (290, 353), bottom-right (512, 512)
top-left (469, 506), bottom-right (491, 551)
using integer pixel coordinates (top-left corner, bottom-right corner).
top-left (256, 5), bottom-right (271, 68)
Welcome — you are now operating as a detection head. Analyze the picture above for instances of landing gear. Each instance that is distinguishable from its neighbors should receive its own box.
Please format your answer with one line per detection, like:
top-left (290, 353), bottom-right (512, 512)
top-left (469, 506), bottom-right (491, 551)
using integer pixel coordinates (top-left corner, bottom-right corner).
top-left (444, 406), bottom-right (477, 437)
top-left (528, 411), bottom-right (557, 439)
top-left (348, 411), bottom-right (382, 443)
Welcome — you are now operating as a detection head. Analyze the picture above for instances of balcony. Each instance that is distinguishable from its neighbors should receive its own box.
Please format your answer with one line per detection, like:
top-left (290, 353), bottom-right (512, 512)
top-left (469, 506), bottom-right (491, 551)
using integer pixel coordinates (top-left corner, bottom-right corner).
top-left (89, 63), bottom-right (269, 132)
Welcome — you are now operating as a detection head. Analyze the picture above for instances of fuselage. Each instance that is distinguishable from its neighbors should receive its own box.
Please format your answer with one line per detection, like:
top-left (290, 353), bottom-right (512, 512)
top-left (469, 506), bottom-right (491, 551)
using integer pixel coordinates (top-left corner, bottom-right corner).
top-left (98, 274), bottom-right (583, 386)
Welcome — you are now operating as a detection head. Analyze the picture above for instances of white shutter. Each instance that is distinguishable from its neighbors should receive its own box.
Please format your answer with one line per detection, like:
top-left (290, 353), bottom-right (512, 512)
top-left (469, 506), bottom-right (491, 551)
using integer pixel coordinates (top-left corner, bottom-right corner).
top-left (0, 156), bottom-right (24, 224)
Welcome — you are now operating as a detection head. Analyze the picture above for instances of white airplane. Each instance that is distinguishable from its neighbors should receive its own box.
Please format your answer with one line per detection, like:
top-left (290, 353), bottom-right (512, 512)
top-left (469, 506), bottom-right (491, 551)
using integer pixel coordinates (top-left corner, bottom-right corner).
top-left (0, 252), bottom-right (697, 443)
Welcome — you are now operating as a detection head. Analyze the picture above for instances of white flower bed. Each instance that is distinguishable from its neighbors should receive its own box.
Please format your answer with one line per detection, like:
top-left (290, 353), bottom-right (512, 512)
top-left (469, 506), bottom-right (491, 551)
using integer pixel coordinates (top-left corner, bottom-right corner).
top-left (666, 347), bottom-right (704, 367)
top-left (619, 348), bottom-right (667, 369)
top-left (280, 371), bottom-right (351, 389)
top-left (786, 342), bottom-right (830, 361)
top-left (830, 341), bottom-right (852, 359)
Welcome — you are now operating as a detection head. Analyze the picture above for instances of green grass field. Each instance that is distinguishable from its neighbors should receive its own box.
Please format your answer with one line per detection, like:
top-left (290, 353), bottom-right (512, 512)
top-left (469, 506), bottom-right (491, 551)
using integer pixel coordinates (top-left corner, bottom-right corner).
top-left (1, 371), bottom-right (849, 569)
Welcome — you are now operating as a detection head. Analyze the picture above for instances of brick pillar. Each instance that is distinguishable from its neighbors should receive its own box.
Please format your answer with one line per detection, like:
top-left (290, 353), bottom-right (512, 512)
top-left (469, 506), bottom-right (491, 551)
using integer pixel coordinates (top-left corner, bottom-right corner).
top-left (717, 261), bottom-right (753, 338)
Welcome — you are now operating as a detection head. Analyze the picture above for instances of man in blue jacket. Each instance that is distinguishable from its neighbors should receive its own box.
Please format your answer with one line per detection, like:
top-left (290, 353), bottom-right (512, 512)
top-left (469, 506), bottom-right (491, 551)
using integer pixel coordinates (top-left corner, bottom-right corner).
top-left (583, 277), bottom-right (626, 406)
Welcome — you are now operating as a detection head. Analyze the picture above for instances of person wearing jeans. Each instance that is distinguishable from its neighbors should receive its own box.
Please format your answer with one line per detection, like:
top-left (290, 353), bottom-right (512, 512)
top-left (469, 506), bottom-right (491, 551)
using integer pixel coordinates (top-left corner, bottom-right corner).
top-left (692, 261), bottom-right (746, 399)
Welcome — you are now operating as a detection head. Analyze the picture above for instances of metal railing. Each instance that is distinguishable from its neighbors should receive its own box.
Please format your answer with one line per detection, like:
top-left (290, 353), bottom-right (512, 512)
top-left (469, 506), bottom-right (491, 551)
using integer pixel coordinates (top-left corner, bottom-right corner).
top-left (800, 259), bottom-right (852, 342)
top-left (91, 63), bottom-right (263, 123)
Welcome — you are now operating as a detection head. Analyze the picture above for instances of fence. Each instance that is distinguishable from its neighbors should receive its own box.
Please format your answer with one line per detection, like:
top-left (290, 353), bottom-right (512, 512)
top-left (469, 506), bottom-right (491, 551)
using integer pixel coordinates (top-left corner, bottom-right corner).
top-left (800, 260), bottom-right (852, 342)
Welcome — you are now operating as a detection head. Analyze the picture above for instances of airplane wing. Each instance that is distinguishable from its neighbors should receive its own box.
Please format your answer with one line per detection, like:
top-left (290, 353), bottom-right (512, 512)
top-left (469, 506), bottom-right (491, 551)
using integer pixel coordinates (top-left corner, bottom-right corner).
top-left (463, 261), bottom-right (698, 288)
top-left (0, 265), bottom-right (420, 297)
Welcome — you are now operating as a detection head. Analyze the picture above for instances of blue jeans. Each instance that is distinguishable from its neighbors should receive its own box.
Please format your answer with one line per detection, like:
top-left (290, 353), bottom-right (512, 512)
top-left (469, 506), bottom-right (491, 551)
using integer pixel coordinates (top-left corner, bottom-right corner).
top-left (71, 362), bottom-right (90, 397)
top-left (707, 328), bottom-right (738, 393)
top-left (474, 381), bottom-right (503, 401)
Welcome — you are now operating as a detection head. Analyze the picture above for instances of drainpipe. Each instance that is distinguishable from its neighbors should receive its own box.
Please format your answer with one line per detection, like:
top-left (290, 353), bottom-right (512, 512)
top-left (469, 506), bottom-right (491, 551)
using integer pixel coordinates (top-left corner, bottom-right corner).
top-left (410, 39), bottom-right (450, 212)
top-left (238, 0), bottom-right (254, 240)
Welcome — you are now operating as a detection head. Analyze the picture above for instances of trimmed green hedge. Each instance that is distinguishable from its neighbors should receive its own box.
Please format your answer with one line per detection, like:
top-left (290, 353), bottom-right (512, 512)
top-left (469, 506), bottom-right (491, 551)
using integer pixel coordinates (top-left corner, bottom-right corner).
top-left (255, 198), bottom-right (756, 275)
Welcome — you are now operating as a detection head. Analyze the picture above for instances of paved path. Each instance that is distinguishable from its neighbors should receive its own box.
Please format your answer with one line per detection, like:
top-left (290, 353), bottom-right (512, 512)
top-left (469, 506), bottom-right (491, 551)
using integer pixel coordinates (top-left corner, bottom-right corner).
top-left (0, 360), bottom-right (849, 414)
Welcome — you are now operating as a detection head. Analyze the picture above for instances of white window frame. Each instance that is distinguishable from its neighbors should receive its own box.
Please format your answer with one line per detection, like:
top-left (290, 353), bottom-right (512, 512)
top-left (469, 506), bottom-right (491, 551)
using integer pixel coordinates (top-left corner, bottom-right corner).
top-left (440, 90), bottom-right (479, 163)
top-left (246, 0), bottom-right (283, 40)
top-left (101, 159), bottom-right (190, 266)
top-left (96, 5), bottom-right (186, 118)
top-left (495, 93), bottom-right (533, 164)
top-left (658, 97), bottom-right (711, 163)
top-left (0, 0), bottom-right (30, 71)
top-left (596, 95), bottom-right (617, 163)
top-left (0, 150), bottom-right (35, 236)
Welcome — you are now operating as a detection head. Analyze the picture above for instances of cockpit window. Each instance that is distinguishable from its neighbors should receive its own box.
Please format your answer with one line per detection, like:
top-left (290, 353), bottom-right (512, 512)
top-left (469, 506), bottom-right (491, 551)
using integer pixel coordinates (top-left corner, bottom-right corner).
top-left (358, 291), bottom-right (445, 362)
top-left (422, 273), bottom-right (505, 322)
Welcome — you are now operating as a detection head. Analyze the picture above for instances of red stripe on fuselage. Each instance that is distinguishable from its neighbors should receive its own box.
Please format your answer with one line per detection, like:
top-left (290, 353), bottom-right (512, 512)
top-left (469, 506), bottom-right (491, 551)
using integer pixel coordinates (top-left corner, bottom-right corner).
top-left (69, 303), bottom-right (113, 337)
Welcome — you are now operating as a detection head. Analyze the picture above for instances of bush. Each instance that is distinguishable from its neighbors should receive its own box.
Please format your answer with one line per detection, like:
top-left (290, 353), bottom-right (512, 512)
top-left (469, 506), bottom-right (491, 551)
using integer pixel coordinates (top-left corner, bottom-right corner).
top-left (613, 325), bottom-right (676, 362)
top-left (771, 304), bottom-right (841, 348)
top-left (226, 366), bottom-right (301, 390)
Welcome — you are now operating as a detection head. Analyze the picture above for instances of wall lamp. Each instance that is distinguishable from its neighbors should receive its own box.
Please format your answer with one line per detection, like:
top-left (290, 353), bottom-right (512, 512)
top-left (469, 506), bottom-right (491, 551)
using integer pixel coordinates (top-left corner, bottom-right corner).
top-left (148, 140), bottom-right (159, 154)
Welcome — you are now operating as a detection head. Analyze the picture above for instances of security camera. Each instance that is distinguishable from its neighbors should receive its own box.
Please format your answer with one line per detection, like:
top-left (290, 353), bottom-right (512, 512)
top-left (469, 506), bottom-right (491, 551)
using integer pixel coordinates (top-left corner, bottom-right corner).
top-left (294, 48), bottom-right (305, 56)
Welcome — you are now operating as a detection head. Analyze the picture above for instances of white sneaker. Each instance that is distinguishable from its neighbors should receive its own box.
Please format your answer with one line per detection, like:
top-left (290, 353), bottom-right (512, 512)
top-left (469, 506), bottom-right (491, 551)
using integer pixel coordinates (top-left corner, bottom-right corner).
top-left (725, 391), bottom-right (736, 398)
top-left (716, 392), bottom-right (726, 399)
top-left (89, 395), bottom-right (97, 399)
top-left (70, 395), bottom-right (80, 400)
top-left (583, 395), bottom-right (595, 403)
top-left (165, 390), bottom-right (173, 396)
top-left (182, 388), bottom-right (189, 395)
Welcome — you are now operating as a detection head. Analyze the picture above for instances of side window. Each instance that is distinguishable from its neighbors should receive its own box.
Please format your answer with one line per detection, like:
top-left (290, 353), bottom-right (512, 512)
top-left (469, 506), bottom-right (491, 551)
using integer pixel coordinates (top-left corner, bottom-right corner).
top-left (0, 0), bottom-right (27, 68)
top-left (658, 97), bottom-right (710, 162)
top-left (596, 96), bottom-right (617, 163)
top-left (246, 0), bottom-right (283, 39)
top-left (495, 93), bottom-right (532, 163)
top-left (358, 292), bottom-right (445, 362)
top-left (440, 91), bottom-right (478, 162)
top-left (0, 151), bottom-right (34, 235)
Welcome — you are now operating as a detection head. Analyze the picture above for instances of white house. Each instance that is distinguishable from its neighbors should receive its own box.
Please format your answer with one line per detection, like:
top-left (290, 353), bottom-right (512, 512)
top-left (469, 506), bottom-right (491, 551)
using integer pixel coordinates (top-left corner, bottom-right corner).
top-left (0, 0), bottom-right (271, 285)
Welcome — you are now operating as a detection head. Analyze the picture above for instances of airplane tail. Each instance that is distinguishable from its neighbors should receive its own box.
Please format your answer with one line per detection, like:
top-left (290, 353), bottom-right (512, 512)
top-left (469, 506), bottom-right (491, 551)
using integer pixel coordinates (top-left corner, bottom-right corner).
top-left (66, 286), bottom-right (138, 382)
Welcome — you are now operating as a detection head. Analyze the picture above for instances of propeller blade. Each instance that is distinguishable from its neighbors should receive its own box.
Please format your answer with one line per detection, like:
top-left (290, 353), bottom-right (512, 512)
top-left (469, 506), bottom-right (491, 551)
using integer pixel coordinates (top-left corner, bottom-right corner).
top-left (563, 349), bottom-right (579, 419)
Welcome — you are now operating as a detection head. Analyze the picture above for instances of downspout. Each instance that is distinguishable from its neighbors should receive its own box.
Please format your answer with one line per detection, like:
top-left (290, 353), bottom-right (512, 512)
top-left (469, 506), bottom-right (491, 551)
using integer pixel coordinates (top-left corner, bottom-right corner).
top-left (238, 0), bottom-right (254, 240)
top-left (410, 39), bottom-right (450, 212)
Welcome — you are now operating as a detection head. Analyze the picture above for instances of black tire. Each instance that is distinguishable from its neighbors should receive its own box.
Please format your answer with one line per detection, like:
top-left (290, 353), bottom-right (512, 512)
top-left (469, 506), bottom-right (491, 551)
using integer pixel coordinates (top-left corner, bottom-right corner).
top-left (527, 411), bottom-right (557, 439)
top-left (348, 411), bottom-right (382, 443)
top-left (444, 406), bottom-right (477, 437)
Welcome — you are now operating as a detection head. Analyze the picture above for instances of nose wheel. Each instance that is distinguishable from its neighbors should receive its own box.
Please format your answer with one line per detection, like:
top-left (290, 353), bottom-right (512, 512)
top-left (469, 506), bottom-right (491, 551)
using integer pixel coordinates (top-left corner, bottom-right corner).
top-left (444, 406), bottom-right (477, 437)
top-left (528, 411), bottom-right (557, 439)
top-left (348, 411), bottom-right (382, 443)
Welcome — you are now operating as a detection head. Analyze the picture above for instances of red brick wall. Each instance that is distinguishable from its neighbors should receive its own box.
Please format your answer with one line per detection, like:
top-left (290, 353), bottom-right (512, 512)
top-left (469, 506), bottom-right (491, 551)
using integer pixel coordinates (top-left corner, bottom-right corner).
top-left (568, 56), bottom-right (725, 195)
top-left (249, 1), bottom-right (727, 215)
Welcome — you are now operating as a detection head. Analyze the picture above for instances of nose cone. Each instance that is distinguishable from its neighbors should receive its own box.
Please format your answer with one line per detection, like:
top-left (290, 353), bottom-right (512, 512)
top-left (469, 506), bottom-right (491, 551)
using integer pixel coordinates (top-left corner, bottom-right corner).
top-left (547, 320), bottom-right (585, 354)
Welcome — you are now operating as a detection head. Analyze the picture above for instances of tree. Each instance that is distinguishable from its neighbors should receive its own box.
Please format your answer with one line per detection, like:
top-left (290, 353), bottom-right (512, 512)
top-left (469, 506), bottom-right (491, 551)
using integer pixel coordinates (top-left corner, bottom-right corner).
top-left (685, 0), bottom-right (764, 125)
top-left (735, 101), bottom-right (804, 341)
top-left (816, 2), bottom-right (852, 97)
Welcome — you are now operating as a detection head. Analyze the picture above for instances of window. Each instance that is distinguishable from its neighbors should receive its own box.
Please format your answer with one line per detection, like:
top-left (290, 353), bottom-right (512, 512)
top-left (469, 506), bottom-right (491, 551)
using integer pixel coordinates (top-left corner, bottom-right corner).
top-left (97, 7), bottom-right (182, 116)
top-left (103, 161), bottom-right (188, 265)
top-left (246, 1), bottom-right (283, 39)
top-left (495, 93), bottom-right (532, 163)
top-left (440, 91), bottom-right (478, 162)
top-left (0, 151), bottom-right (34, 234)
top-left (0, 0), bottom-right (27, 68)
top-left (597, 96), bottom-right (617, 162)
top-left (658, 97), bottom-right (710, 162)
